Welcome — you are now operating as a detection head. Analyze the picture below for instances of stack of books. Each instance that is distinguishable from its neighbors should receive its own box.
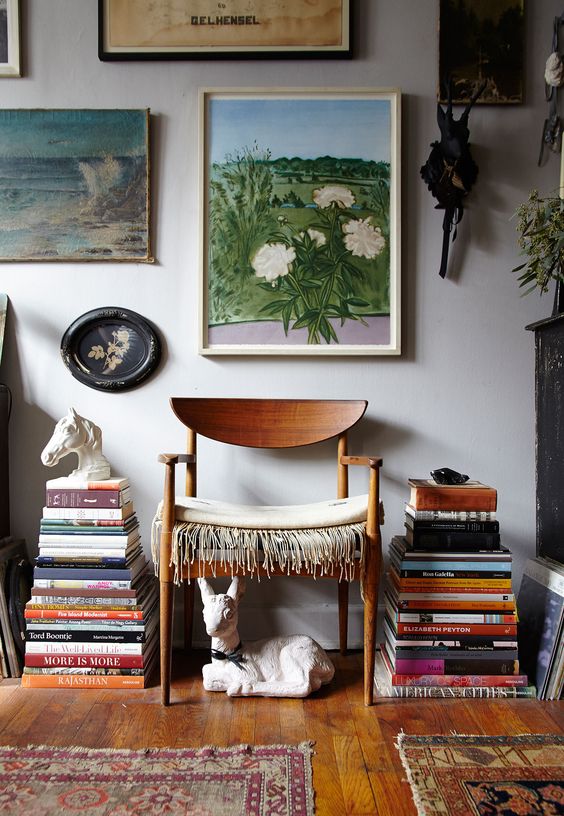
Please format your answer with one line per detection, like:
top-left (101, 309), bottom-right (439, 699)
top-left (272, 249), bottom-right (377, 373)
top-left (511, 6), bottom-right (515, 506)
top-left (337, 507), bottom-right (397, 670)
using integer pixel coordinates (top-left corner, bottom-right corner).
top-left (374, 478), bottom-right (536, 698)
top-left (21, 476), bottom-right (158, 689)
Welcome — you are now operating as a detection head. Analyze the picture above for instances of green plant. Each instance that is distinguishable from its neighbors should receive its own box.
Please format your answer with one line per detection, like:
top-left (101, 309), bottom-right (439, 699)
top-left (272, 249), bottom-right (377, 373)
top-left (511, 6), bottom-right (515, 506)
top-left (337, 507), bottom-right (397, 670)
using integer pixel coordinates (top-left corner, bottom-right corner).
top-left (512, 190), bottom-right (564, 295)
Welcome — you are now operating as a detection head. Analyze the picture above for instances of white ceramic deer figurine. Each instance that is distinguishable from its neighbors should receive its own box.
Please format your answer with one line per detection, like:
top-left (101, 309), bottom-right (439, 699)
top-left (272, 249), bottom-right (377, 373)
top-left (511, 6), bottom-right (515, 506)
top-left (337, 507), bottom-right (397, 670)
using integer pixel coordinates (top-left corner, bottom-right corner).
top-left (197, 576), bottom-right (335, 697)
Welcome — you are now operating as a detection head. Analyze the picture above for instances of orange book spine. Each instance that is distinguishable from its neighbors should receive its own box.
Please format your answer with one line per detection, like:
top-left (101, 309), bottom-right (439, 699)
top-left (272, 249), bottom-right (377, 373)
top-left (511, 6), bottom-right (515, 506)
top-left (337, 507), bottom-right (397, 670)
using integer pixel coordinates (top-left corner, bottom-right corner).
top-left (24, 608), bottom-right (143, 620)
top-left (398, 599), bottom-right (515, 611)
top-left (409, 489), bottom-right (497, 512)
top-left (20, 673), bottom-right (146, 689)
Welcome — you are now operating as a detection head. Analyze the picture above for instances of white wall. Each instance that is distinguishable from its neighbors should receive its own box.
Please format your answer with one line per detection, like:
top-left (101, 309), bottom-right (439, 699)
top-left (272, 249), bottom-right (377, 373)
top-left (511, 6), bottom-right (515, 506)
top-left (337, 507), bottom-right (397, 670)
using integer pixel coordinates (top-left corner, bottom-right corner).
top-left (1, 0), bottom-right (560, 648)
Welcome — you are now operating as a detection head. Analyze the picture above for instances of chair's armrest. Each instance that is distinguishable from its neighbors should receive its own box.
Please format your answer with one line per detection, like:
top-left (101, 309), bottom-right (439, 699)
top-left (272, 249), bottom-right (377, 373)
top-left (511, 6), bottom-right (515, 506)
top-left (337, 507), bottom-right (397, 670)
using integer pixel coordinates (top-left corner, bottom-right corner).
top-left (340, 455), bottom-right (384, 526)
top-left (340, 455), bottom-right (383, 469)
top-left (158, 453), bottom-right (196, 465)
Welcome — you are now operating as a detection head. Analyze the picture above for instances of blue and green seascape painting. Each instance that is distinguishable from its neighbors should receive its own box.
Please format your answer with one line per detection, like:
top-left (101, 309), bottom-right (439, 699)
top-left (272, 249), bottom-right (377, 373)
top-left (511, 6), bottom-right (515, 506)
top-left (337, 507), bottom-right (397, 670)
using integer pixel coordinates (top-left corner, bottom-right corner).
top-left (0, 109), bottom-right (150, 261)
top-left (205, 92), bottom-right (398, 350)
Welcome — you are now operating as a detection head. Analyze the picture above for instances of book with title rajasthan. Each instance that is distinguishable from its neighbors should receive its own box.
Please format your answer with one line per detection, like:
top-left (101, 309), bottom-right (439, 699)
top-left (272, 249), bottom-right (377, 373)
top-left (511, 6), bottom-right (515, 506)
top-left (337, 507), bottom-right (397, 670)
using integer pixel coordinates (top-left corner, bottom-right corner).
top-left (23, 474), bottom-right (158, 690)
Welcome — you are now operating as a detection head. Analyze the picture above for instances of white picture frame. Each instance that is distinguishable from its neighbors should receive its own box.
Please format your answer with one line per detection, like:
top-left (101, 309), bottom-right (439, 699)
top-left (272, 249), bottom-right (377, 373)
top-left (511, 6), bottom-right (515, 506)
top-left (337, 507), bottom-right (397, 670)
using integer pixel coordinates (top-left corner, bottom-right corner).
top-left (199, 87), bottom-right (401, 356)
top-left (0, 0), bottom-right (20, 78)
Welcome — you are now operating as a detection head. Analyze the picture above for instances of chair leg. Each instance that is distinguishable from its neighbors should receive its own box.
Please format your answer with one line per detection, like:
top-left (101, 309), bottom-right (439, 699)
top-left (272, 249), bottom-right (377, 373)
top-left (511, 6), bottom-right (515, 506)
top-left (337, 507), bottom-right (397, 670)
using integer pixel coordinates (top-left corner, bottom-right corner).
top-left (338, 580), bottom-right (349, 655)
top-left (184, 581), bottom-right (195, 651)
top-left (160, 578), bottom-right (174, 706)
top-left (363, 544), bottom-right (381, 706)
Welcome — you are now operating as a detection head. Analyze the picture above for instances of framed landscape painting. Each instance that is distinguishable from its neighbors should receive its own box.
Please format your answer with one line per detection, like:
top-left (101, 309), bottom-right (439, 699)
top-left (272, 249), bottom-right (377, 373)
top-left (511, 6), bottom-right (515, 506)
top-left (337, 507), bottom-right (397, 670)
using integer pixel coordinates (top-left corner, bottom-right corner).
top-left (0, 109), bottom-right (151, 262)
top-left (0, 0), bottom-right (20, 77)
top-left (200, 88), bottom-right (401, 356)
top-left (439, 0), bottom-right (524, 104)
top-left (99, 0), bottom-right (350, 60)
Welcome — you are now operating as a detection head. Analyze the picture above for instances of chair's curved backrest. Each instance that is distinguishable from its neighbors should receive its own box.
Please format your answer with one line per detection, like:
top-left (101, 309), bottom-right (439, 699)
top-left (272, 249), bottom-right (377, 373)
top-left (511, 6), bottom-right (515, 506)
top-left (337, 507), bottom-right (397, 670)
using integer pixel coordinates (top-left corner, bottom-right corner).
top-left (170, 398), bottom-right (367, 449)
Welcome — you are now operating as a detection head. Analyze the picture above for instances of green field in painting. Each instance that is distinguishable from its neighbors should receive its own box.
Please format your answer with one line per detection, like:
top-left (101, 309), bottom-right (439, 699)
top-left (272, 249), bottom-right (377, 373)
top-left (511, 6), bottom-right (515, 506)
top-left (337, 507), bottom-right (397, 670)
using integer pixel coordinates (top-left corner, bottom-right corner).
top-left (207, 152), bottom-right (390, 343)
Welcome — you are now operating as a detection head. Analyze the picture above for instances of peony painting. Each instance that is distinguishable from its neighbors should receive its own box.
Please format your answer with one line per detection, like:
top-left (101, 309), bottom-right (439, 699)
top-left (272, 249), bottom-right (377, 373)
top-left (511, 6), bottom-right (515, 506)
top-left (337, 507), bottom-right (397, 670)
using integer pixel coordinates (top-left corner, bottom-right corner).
top-left (200, 89), bottom-right (401, 355)
top-left (0, 109), bottom-right (151, 261)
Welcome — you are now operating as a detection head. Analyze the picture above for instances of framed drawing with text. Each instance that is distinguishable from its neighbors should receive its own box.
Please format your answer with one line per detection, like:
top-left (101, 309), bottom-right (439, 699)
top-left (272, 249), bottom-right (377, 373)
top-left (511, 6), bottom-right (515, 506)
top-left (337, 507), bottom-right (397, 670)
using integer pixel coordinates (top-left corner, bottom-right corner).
top-left (200, 88), bottom-right (401, 356)
top-left (0, 0), bottom-right (20, 77)
top-left (0, 109), bottom-right (151, 262)
top-left (99, 0), bottom-right (351, 60)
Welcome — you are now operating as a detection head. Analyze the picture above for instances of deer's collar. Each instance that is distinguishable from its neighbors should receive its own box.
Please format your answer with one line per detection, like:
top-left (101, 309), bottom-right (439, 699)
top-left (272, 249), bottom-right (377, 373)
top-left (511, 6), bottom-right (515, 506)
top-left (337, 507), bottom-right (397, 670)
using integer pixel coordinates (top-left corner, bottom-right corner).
top-left (210, 641), bottom-right (246, 670)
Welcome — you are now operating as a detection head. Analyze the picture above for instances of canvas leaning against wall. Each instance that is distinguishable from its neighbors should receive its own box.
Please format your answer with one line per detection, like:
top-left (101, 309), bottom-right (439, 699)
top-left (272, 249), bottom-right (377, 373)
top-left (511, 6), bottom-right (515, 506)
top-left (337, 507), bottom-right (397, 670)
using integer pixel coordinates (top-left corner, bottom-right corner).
top-left (0, 109), bottom-right (151, 261)
top-left (200, 88), bottom-right (401, 356)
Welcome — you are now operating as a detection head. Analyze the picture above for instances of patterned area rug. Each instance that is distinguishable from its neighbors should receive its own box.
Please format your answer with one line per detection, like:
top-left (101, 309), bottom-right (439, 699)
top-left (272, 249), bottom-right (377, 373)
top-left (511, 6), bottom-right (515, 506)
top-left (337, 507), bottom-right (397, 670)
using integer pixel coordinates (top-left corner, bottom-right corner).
top-left (397, 734), bottom-right (564, 816)
top-left (0, 742), bottom-right (314, 815)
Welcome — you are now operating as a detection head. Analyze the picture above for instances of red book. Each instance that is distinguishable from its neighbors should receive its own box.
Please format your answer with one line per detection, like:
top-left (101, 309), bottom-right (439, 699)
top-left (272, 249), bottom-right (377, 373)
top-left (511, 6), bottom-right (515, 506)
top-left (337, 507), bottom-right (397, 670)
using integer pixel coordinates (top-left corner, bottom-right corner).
top-left (25, 653), bottom-right (144, 669)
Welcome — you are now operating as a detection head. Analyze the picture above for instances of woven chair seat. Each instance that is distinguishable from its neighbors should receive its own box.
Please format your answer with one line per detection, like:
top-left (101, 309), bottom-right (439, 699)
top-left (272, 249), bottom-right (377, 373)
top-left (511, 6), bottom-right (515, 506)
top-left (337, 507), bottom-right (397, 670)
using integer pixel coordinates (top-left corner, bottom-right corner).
top-left (152, 494), bottom-right (369, 582)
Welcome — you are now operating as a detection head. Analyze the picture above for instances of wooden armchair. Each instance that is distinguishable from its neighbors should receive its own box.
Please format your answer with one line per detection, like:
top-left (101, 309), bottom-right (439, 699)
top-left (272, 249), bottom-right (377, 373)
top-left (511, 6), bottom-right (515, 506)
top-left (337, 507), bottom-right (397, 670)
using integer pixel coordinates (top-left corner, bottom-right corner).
top-left (155, 398), bottom-right (383, 706)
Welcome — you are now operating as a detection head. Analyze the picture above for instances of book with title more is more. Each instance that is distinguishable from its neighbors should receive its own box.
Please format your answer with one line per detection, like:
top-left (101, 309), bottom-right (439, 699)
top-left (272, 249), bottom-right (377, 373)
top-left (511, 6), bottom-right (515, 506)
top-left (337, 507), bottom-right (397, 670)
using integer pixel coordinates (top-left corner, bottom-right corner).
top-left (408, 479), bottom-right (497, 512)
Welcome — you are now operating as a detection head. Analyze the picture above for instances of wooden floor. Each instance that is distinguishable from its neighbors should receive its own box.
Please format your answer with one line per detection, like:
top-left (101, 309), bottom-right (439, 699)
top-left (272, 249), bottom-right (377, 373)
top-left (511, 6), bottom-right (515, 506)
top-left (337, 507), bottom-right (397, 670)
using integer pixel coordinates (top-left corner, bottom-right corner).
top-left (1, 651), bottom-right (562, 816)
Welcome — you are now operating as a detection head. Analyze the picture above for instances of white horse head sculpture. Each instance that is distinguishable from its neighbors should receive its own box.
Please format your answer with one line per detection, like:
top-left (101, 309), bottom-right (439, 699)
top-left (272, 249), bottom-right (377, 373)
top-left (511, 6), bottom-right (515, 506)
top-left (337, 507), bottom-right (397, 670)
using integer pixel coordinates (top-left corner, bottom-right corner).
top-left (41, 408), bottom-right (111, 482)
top-left (197, 576), bottom-right (335, 698)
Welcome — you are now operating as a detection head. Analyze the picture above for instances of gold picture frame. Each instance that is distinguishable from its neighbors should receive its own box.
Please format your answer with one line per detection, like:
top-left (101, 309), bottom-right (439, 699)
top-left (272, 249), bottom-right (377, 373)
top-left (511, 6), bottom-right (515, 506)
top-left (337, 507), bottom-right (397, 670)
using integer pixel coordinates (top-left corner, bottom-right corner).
top-left (99, 0), bottom-right (351, 60)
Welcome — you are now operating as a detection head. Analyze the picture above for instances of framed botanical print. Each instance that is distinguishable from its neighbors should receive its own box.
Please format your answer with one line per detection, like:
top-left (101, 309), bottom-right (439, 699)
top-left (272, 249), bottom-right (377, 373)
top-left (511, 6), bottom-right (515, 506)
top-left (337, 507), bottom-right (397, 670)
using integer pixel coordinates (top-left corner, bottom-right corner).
top-left (199, 88), bottom-right (401, 356)
top-left (99, 0), bottom-right (351, 60)
top-left (0, 0), bottom-right (20, 77)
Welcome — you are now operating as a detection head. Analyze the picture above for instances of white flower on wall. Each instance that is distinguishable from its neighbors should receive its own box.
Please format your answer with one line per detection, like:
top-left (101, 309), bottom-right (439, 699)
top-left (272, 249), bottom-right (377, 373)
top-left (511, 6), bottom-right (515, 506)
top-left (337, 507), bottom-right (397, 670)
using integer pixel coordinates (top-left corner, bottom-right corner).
top-left (313, 185), bottom-right (355, 209)
top-left (252, 243), bottom-right (296, 286)
top-left (342, 218), bottom-right (385, 259)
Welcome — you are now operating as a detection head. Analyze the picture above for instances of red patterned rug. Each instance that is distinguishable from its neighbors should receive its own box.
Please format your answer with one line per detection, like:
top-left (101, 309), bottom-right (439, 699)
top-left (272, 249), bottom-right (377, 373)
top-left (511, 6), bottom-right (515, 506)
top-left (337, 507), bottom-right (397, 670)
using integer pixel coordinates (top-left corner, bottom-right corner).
top-left (0, 742), bottom-right (314, 815)
top-left (397, 734), bottom-right (564, 816)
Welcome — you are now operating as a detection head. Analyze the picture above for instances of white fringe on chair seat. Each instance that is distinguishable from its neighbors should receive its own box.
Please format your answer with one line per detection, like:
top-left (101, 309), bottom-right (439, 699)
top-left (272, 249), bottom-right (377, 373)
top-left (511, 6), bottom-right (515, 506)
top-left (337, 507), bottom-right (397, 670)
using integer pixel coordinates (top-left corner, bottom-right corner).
top-left (151, 494), bottom-right (369, 584)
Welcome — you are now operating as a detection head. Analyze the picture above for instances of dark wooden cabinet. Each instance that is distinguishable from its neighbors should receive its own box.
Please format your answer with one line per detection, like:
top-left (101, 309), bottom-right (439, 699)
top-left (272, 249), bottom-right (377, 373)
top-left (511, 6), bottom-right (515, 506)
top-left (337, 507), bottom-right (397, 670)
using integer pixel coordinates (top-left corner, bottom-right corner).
top-left (526, 313), bottom-right (564, 565)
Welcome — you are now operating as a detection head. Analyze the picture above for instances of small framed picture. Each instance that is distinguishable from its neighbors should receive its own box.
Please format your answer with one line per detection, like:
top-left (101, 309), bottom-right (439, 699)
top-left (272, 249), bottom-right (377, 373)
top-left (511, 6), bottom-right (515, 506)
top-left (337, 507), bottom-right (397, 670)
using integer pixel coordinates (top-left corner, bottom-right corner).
top-left (60, 307), bottom-right (162, 392)
top-left (0, 0), bottom-right (21, 77)
top-left (199, 88), bottom-right (401, 356)
top-left (438, 0), bottom-right (524, 104)
top-left (99, 0), bottom-right (351, 60)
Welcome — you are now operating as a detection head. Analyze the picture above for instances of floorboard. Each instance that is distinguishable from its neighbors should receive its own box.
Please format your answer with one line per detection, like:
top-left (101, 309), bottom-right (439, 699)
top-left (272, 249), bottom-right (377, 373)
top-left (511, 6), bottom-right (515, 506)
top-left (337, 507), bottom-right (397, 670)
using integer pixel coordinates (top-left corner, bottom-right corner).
top-left (1, 650), bottom-right (562, 815)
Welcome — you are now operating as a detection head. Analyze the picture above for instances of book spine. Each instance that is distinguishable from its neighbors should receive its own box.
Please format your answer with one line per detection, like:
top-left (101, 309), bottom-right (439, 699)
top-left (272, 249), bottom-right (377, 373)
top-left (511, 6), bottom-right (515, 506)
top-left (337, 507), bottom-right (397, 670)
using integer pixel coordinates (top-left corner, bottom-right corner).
top-left (38, 548), bottom-right (133, 558)
top-left (45, 489), bottom-right (128, 509)
top-left (389, 673), bottom-right (530, 687)
top-left (39, 523), bottom-right (139, 544)
top-left (405, 506), bottom-right (496, 521)
top-left (394, 591), bottom-right (514, 601)
top-left (406, 531), bottom-right (501, 550)
top-left (406, 520), bottom-right (500, 533)
top-left (409, 485), bottom-right (497, 513)
top-left (25, 653), bottom-right (145, 668)
top-left (25, 630), bottom-right (149, 643)
top-left (35, 557), bottom-right (129, 568)
top-left (20, 674), bottom-right (146, 688)
top-left (396, 600), bottom-right (516, 610)
top-left (32, 587), bottom-right (136, 597)
top-left (45, 479), bottom-right (129, 490)
top-left (392, 656), bottom-right (519, 674)
top-left (386, 685), bottom-right (536, 698)
top-left (34, 567), bottom-right (139, 580)
top-left (25, 641), bottom-right (144, 655)
top-left (23, 667), bottom-right (144, 676)
top-left (395, 623), bottom-right (517, 636)
top-left (40, 519), bottom-right (133, 528)
top-left (390, 647), bottom-right (519, 657)
top-left (24, 609), bottom-right (144, 620)
top-left (394, 612), bottom-right (517, 624)
top-left (42, 505), bottom-right (134, 520)
top-left (398, 569), bottom-right (510, 579)
top-left (33, 580), bottom-right (133, 590)
top-left (39, 535), bottom-right (137, 546)
top-left (395, 579), bottom-right (512, 590)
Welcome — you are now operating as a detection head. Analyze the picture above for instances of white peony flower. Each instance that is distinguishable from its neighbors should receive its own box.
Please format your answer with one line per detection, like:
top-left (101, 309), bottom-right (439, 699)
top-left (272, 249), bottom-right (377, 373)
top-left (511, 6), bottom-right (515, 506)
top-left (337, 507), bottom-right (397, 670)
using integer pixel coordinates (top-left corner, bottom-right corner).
top-left (313, 185), bottom-right (355, 209)
top-left (342, 218), bottom-right (386, 259)
top-left (252, 243), bottom-right (296, 286)
top-left (300, 228), bottom-right (327, 247)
